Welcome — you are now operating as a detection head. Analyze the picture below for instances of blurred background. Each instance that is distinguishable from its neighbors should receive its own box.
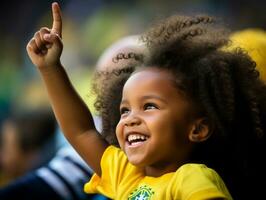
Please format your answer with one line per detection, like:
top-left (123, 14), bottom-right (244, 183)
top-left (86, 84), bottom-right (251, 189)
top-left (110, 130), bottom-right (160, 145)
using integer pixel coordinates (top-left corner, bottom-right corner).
top-left (0, 0), bottom-right (266, 122)
top-left (0, 0), bottom-right (266, 186)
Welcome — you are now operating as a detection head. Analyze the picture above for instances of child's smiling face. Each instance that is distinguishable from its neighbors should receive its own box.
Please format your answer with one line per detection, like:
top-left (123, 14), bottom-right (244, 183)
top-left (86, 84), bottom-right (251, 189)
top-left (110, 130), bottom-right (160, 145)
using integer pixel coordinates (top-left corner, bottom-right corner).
top-left (116, 67), bottom-right (197, 176)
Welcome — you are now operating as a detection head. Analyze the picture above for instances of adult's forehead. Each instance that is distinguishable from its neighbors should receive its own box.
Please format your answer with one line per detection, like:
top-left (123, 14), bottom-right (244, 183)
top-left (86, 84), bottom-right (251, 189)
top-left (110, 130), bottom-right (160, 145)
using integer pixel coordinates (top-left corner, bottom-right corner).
top-left (96, 35), bottom-right (145, 71)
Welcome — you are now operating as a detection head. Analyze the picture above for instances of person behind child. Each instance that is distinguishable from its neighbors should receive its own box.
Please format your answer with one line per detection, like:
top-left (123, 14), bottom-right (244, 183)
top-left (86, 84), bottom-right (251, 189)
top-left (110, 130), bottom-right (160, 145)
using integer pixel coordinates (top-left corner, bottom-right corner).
top-left (26, 2), bottom-right (266, 199)
top-left (0, 107), bottom-right (57, 186)
top-left (93, 35), bottom-right (145, 145)
top-left (228, 28), bottom-right (266, 83)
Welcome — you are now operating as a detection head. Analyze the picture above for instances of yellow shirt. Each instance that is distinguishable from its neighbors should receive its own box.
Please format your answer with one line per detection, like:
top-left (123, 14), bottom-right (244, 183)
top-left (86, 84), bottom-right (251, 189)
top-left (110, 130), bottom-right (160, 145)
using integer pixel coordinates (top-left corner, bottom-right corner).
top-left (84, 146), bottom-right (232, 200)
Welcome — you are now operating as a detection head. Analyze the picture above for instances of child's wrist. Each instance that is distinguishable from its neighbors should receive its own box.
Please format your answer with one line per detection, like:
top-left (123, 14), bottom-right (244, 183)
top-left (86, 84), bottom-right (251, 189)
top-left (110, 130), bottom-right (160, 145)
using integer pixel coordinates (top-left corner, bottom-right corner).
top-left (38, 62), bottom-right (63, 75)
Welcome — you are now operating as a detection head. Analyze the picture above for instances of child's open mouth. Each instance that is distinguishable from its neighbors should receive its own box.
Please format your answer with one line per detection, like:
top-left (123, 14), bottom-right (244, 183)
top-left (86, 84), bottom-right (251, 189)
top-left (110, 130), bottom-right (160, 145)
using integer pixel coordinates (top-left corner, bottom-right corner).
top-left (127, 133), bottom-right (149, 146)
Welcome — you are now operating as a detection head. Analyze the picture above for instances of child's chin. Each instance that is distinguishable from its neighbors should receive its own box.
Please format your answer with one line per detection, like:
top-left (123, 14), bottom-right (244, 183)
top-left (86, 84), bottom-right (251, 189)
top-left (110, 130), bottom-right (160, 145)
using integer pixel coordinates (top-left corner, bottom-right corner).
top-left (128, 156), bottom-right (147, 168)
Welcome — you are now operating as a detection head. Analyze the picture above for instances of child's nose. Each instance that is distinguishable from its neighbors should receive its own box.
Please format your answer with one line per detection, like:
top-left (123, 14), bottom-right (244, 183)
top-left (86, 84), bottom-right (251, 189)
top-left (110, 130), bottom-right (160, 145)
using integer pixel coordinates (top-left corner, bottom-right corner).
top-left (124, 113), bottom-right (141, 126)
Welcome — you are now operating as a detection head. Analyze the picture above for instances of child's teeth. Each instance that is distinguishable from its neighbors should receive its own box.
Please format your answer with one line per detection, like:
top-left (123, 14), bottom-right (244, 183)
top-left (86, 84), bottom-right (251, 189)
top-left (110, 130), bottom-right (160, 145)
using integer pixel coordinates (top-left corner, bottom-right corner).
top-left (128, 134), bottom-right (147, 143)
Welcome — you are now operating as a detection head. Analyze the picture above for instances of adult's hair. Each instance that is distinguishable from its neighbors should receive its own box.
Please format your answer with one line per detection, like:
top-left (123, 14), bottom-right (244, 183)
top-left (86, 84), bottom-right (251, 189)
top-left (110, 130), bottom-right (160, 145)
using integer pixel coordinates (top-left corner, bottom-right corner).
top-left (6, 108), bottom-right (57, 153)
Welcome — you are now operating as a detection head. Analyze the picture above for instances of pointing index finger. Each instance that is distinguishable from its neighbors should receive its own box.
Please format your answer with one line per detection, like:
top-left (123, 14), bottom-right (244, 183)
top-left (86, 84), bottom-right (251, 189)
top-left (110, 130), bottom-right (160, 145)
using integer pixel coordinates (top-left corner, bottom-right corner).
top-left (51, 2), bottom-right (62, 37)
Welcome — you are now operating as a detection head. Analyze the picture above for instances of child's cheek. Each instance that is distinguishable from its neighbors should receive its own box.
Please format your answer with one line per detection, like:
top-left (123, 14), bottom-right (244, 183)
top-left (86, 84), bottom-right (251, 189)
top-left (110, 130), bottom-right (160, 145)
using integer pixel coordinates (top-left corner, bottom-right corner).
top-left (115, 120), bottom-right (124, 147)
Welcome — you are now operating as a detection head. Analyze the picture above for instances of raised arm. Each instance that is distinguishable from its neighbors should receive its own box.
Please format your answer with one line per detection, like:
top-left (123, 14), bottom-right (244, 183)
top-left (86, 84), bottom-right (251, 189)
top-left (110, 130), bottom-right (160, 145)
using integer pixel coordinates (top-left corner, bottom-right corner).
top-left (26, 2), bottom-right (108, 175)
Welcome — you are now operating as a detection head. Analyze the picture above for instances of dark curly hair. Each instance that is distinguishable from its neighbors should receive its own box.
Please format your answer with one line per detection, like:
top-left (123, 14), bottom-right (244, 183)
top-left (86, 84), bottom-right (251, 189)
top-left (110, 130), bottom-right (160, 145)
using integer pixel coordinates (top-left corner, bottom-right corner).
top-left (93, 15), bottom-right (266, 199)
top-left (3, 108), bottom-right (57, 152)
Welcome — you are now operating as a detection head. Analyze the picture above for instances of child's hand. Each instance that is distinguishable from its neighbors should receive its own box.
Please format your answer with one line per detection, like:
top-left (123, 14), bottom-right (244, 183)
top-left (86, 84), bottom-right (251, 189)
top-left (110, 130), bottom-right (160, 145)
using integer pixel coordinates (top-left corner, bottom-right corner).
top-left (26, 2), bottom-right (63, 69)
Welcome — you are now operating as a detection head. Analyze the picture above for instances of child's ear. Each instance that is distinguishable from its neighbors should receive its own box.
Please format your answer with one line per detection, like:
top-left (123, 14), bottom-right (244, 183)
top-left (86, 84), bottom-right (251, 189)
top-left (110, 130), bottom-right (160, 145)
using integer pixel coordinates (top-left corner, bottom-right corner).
top-left (188, 118), bottom-right (211, 142)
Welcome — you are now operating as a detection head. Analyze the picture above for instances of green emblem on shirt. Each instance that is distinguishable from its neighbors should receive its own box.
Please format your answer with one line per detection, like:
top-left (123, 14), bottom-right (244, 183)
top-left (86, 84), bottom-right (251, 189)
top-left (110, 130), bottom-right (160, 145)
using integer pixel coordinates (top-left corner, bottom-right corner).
top-left (128, 185), bottom-right (155, 200)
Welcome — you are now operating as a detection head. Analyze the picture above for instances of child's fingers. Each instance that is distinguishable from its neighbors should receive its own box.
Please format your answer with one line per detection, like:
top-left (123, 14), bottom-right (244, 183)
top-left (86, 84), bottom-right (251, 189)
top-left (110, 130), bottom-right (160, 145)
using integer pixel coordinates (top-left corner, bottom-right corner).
top-left (39, 27), bottom-right (52, 48)
top-left (51, 2), bottom-right (62, 38)
top-left (34, 31), bottom-right (46, 52)
top-left (39, 27), bottom-right (51, 39)
top-left (43, 33), bottom-right (62, 48)
top-left (27, 38), bottom-right (40, 54)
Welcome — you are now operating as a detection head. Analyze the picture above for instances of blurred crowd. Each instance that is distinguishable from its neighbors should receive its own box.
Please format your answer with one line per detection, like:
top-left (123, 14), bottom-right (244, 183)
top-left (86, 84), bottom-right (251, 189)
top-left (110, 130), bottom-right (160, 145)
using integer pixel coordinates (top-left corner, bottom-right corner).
top-left (0, 0), bottom-right (266, 199)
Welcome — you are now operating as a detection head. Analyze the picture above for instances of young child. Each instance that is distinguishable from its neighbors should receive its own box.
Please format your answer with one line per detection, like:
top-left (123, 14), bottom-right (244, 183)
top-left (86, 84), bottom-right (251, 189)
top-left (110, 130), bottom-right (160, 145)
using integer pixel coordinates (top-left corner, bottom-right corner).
top-left (27, 2), bottom-right (266, 200)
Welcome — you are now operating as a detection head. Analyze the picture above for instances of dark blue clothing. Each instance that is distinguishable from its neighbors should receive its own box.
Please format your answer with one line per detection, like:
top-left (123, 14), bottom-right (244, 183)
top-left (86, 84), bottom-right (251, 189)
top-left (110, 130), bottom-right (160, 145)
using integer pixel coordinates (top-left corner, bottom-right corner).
top-left (0, 146), bottom-right (108, 200)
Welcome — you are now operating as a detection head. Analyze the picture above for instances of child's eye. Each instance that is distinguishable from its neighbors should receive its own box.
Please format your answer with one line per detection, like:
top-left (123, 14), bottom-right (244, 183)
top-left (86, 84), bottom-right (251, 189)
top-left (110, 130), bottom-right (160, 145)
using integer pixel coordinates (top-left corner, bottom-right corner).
top-left (144, 103), bottom-right (158, 110)
top-left (120, 107), bottom-right (130, 115)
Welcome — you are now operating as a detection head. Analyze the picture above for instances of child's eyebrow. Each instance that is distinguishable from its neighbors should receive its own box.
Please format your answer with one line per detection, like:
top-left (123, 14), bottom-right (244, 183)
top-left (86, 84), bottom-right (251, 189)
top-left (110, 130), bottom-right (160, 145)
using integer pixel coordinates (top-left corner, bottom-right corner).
top-left (141, 95), bottom-right (168, 103)
top-left (121, 95), bottom-right (168, 105)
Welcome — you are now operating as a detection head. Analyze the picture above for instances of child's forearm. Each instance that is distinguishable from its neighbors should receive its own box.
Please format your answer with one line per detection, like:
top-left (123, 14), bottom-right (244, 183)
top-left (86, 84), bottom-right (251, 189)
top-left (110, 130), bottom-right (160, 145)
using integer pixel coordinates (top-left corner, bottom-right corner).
top-left (38, 63), bottom-right (95, 139)
top-left (38, 63), bottom-right (108, 175)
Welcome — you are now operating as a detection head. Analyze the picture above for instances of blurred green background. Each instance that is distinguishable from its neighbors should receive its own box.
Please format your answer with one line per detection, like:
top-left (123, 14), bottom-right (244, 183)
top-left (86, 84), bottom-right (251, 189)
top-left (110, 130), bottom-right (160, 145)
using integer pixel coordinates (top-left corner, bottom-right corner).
top-left (0, 0), bottom-right (266, 122)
